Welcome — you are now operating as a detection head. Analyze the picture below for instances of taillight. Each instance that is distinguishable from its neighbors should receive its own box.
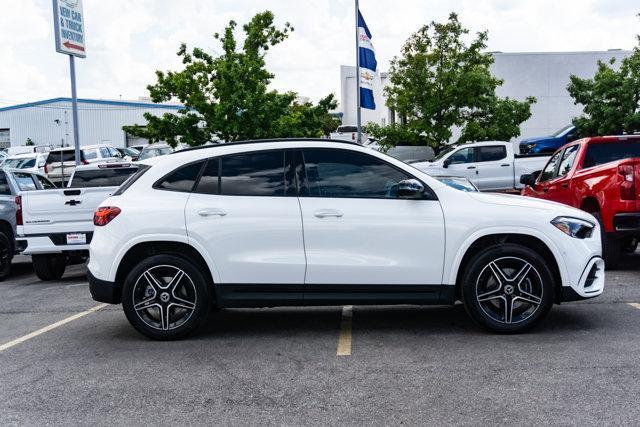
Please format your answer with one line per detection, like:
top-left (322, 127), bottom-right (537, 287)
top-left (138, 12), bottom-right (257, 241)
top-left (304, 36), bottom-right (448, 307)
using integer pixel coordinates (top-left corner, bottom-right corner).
top-left (352, 132), bottom-right (356, 141)
top-left (619, 164), bottom-right (636, 200)
top-left (94, 206), bottom-right (121, 226)
top-left (15, 196), bottom-right (22, 226)
top-left (82, 159), bottom-right (89, 165)
top-left (44, 163), bottom-right (48, 174)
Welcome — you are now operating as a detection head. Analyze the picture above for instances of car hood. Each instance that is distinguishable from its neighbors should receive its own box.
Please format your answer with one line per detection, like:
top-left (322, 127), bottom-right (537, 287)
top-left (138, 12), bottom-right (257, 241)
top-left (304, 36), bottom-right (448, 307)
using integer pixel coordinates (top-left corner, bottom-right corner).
top-left (466, 192), bottom-right (593, 219)
top-left (520, 136), bottom-right (553, 145)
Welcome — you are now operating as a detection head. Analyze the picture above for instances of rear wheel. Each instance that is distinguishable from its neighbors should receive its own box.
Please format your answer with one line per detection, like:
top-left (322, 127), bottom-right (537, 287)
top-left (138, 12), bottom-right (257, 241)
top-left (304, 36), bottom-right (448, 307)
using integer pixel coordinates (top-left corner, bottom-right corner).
top-left (32, 254), bottom-right (66, 281)
top-left (122, 254), bottom-right (211, 340)
top-left (461, 243), bottom-right (554, 333)
top-left (621, 237), bottom-right (638, 254)
top-left (0, 232), bottom-right (12, 281)
top-left (593, 213), bottom-right (621, 269)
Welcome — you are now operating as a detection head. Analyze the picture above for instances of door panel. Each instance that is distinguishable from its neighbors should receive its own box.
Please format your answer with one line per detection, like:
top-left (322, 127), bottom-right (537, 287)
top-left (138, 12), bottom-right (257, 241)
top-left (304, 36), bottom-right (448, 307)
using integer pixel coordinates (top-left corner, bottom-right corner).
top-left (476, 145), bottom-right (510, 191)
top-left (299, 148), bottom-right (445, 285)
top-left (185, 150), bottom-right (306, 285)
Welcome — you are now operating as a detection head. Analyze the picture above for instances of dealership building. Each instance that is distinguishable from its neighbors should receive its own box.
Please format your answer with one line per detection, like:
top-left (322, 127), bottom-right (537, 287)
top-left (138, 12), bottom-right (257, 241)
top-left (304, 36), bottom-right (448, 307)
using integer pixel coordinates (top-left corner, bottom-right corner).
top-left (0, 97), bottom-right (183, 149)
top-left (340, 50), bottom-right (632, 142)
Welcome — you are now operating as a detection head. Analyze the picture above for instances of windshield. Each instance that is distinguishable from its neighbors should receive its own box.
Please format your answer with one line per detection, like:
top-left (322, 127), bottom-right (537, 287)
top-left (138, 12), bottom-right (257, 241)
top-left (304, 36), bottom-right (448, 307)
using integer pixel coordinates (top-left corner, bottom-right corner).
top-left (432, 146), bottom-right (457, 161)
top-left (3, 158), bottom-right (36, 169)
top-left (551, 125), bottom-right (574, 137)
top-left (139, 147), bottom-right (172, 160)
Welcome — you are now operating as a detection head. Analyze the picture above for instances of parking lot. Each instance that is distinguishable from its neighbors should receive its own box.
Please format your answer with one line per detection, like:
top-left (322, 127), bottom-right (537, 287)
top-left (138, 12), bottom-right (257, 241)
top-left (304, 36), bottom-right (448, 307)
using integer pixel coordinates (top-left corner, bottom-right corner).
top-left (0, 252), bottom-right (637, 424)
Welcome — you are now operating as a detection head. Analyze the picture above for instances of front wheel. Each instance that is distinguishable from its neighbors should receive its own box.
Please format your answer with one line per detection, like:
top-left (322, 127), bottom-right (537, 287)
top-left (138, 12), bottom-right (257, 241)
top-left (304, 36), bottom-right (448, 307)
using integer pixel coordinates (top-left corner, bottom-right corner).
top-left (122, 254), bottom-right (212, 340)
top-left (461, 243), bottom-right (554, 333)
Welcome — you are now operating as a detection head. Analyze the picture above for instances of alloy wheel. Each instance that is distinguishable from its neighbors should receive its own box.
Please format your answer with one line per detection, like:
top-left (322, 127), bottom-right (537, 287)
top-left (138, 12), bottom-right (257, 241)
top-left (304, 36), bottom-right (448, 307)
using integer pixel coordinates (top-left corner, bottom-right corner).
top-left (475, 256), bottom-right (543, 324)
top-left (132, 265), bottom-right (197, 331)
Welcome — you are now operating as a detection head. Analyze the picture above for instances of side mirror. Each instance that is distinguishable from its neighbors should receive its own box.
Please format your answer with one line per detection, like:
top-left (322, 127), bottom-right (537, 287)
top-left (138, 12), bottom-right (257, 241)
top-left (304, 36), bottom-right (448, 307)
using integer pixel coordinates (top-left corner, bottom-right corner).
top-left (443, 159), bottom-right (451, 168)
top-left (398, 179), bottom-right (425, 199)
top-left (519, 173), bottom-right (537, 187)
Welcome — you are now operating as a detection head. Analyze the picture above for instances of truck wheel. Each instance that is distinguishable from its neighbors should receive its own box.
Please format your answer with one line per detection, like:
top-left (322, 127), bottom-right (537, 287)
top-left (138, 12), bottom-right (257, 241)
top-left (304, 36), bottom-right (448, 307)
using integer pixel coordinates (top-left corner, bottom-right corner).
top-left (621, 237), bottom-right (638, 254)
top-left (32, 255), bottom-right (67, 281)
top-left (121, 254), bottom-right (211, 340)
top-left (593, 213), bottom-right (621, 269)
top-left (0, 232), bottom-right (12, 281)
top-left (461, 243), bottom-right (554, 333)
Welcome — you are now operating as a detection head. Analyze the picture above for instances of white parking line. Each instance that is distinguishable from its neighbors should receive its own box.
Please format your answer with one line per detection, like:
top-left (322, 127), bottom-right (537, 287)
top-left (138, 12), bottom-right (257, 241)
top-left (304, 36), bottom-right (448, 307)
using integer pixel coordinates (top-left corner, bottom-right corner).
top-left (0, 303), bottom-right (108, 352)
top-left (629, 303), bottom-right (640, 310)
top-left (337, 305), bottom-right (353, 356)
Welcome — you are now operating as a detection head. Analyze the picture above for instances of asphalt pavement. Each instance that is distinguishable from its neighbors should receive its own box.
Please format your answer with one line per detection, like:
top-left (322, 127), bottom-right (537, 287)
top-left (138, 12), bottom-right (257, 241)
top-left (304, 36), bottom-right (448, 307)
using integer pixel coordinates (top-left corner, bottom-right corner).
top-left (1, 253), bottom-right (640, 425)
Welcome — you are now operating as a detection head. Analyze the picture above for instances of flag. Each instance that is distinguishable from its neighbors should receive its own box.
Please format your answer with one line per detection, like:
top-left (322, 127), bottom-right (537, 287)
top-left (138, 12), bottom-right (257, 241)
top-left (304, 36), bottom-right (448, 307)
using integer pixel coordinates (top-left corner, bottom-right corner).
top-left (358, 10), bottom-right (377, 110)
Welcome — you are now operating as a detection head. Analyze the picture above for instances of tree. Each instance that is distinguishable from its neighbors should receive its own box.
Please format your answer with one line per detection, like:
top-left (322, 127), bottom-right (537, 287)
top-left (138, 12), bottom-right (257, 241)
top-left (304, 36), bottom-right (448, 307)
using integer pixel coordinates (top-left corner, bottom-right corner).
top-left (25, 138), bottom-right (34, 146)
top-left (382, 13), bottom-right (535, 149)
top-left (568, 21), bottom-right (640, 137)
top-left (128, 11), bottom-right (337, 146)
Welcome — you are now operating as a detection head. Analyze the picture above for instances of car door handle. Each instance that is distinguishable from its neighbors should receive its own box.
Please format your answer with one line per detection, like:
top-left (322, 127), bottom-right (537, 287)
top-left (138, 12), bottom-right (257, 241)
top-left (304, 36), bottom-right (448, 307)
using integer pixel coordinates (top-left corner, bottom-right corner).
top-left (501, 164), bottom-right (510, 167)
top-left (198, 208), bottom-right (227, 217)
top-left (314, 209), bottom-right (343, 218)
top-left (467, 166), bottom-right (476, 170)
top-left (542, 187), bottom-right (549, 192)
top-left (561, 183), bottom-right (569, 189)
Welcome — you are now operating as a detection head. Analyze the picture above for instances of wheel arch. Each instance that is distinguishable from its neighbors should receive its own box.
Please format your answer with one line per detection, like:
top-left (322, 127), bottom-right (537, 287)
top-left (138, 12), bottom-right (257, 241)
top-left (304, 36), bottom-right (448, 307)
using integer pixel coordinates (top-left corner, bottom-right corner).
top-left (0, 220), bottom-right (15, 253)
top-left (115, 240), bottom-right (220, 303)
top-left (580, 196), bottom-right (600, 214)
top-left (450, 231), bottom-right (565, 303)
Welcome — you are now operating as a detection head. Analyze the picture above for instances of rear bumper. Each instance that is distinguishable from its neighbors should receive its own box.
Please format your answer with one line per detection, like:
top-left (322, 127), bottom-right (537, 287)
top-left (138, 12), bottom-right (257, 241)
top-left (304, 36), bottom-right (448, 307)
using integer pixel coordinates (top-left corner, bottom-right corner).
top-left (18, 233), bottom-right (93, 255)
top-left (88, 270), bottom-right (121, 304)
top-left (613, 213), bottom-right (640, 236)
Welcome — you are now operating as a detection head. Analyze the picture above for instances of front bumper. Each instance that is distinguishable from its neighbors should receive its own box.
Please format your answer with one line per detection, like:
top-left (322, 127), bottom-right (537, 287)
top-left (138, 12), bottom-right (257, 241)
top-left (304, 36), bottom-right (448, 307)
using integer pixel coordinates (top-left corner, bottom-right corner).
top-left (88, 270), bottom-right (122, 304)
top-left (561, 257), bottom-right (605, 302)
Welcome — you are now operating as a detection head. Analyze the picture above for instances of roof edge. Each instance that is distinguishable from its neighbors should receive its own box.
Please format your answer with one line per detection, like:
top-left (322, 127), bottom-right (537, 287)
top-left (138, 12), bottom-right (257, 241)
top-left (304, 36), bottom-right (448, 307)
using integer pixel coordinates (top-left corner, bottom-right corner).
top-left (0, 97), bottom-right (184, 112)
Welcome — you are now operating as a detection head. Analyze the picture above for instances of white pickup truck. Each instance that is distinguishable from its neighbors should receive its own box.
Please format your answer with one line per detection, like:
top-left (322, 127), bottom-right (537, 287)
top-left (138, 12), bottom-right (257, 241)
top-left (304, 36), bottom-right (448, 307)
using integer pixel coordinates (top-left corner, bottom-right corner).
top-left (16, 163), bottom-right (140, 280)
top-left (412, 141), bottom-right (551, 192)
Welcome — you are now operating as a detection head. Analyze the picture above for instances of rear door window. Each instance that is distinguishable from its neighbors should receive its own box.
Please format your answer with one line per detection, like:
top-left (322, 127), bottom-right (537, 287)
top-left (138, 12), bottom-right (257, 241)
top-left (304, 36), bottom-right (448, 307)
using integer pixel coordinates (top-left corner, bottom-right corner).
top-left (478, 145), bottom-right (507, 162)
top-left (582, 141), bottom-right (640, 168)
top-left (13, 173), bottom-right (37, 191)
top-left (34, 174), bottom-right (56, 189)
top-left (70, 167), bottom-right (139, 188)
top-left (218, 151), bottom-right (289, 197)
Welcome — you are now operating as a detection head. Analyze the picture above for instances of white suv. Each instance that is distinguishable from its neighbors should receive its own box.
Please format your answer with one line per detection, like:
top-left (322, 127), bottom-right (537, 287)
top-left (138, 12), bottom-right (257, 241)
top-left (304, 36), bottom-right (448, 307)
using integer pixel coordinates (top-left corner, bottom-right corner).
top-left (88, 139), bottom-right (605, 340)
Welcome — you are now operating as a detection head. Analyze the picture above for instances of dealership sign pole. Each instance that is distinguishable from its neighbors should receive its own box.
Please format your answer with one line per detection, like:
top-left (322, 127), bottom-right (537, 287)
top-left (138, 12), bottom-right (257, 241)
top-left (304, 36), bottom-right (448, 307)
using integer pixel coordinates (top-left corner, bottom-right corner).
top-left (52, 0), bottom-right (86, 166)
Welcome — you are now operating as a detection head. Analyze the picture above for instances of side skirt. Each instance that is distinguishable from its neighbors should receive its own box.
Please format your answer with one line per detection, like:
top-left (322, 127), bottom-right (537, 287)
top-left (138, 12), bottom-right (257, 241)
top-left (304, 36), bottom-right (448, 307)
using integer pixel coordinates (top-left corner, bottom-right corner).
top-left (217, 283), bottom-right (456, 308)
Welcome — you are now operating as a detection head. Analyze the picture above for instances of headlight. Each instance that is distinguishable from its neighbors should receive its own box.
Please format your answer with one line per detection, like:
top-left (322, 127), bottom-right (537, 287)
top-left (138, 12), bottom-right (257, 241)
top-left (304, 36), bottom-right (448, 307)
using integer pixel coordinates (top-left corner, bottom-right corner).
top-left (551, 216), bottom-right (595, 239)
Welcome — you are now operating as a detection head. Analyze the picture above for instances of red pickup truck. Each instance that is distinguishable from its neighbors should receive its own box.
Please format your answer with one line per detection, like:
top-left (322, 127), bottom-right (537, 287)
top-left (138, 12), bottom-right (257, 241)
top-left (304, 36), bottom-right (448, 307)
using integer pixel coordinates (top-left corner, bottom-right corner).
top-left (520, 135), bottom-right (640, 268)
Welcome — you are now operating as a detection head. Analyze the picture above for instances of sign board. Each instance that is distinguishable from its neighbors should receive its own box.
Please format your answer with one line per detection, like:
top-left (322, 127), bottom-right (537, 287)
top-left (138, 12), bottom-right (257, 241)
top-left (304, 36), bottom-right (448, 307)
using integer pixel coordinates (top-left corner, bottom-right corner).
top-left (52, 0), bottom-right (86, 58)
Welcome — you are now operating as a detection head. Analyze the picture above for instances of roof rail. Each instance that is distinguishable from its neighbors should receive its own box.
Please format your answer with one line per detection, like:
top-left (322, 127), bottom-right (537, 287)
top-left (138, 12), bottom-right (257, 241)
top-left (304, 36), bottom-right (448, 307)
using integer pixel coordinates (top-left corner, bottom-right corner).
top-left (172, 138), bottom-right (362, 154)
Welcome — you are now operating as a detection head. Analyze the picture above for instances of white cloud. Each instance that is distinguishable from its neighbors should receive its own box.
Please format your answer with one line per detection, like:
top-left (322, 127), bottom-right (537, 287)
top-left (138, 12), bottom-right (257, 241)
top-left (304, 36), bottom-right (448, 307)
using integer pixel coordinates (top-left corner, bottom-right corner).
top-left (0, 0), bottom-right (637, 107)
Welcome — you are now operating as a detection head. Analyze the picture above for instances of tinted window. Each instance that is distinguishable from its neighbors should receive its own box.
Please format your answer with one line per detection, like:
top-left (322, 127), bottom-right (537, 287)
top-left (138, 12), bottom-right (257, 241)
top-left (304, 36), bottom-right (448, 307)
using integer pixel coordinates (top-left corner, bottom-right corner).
top-left (84, 149), bottom-right (98, 160)
top-left (13, 173), bottom-right (37, 191)
top-left (47, 150), bottom-right (76, 163)
top-left (0, 173), bottom-right (10, 195)
top-left (156, 161), bottom-right (204, 192)
top-left (557, 145), bottom-right (579, 177)
top-left (301, 149), bottom-right (411, 199)
top-left (100, 147), bottom-right (110, 158)
top-left (448, 147), bottom-right (474, 164)
top-left (478, 145), bottom-right (507, 162)
top-left (195, 159), bottom-right (219, 195)
top-left (539, 151), bottom-right (563, 182)
top-left (70, 167), bottom-right (139, 188)
top-left (220, 151), bottom-right (287, 197)
top-left (582, 141), bottom-right (640, 169)
top-left (35, 174), bottom-right (56, 189)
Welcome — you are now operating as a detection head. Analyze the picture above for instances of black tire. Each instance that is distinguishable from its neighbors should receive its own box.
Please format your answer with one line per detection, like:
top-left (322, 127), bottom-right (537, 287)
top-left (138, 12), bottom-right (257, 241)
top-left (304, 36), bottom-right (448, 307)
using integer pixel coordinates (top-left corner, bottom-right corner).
top-left (461, 243), bottom-right (555, 333)
top-left (32, 254), bottom-right (66, 281)
top-left (593, 213), bottom-right (621, 269)
top-left (621, 237), bottom-right (638, 254)
top-left (0, 232), bottom-right (12, 281)
top-left (121, 254), bottom-right (211, 340)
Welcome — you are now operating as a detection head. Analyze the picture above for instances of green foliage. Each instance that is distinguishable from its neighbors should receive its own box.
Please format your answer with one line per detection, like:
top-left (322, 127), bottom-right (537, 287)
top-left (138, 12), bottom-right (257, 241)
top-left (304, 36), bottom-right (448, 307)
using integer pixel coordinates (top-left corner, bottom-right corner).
top-left (366, 123), bottom-right (430, 151)
top-left (568, 25), bottom-right (640, 137)
top-left (25, 138), bottom-right (34, 146)
top-left (128, 11), bottom-right (337, 146)
top-left (383, 13), bottom-right (535, 149)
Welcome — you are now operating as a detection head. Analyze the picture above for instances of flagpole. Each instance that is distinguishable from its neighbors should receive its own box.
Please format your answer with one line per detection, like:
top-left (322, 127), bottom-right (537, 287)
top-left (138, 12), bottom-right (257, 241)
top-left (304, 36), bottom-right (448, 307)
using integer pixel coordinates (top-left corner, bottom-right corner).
top-left (355, 0), bottom-right (362, 144)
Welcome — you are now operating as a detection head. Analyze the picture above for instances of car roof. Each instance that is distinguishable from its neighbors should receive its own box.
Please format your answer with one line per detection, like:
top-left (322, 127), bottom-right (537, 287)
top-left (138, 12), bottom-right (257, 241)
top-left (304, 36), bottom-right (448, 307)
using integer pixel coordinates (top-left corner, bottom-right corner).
top-left (6, 152), bottom-right (41, 159)
top-left (580, 135), bottom-right (640, 144)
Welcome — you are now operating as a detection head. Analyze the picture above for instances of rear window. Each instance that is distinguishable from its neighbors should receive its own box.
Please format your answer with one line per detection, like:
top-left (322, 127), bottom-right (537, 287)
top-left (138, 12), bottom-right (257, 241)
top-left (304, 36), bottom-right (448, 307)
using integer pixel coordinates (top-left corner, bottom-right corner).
top-left (13, 173), bottom-right (37, 191)
top-left (582, 141), bottom-right (640, 168)
top-left (70, 167), bottom-right (139, 188)
top-left (337, 126), bottom-right (358, 133)
top-left (47, 150), bottom-right (83, 163)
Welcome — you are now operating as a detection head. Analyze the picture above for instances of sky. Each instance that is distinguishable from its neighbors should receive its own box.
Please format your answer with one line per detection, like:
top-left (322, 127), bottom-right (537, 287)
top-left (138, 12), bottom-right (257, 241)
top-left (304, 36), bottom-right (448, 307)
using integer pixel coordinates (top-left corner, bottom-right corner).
top-left (0, 0), bottom-right (638, 108)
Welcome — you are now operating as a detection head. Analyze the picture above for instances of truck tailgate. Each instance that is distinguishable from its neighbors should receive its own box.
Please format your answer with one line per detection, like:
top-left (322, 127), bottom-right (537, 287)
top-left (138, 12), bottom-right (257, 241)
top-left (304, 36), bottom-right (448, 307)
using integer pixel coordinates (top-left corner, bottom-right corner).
top-left (21, 187), bottom-right (116, 235)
